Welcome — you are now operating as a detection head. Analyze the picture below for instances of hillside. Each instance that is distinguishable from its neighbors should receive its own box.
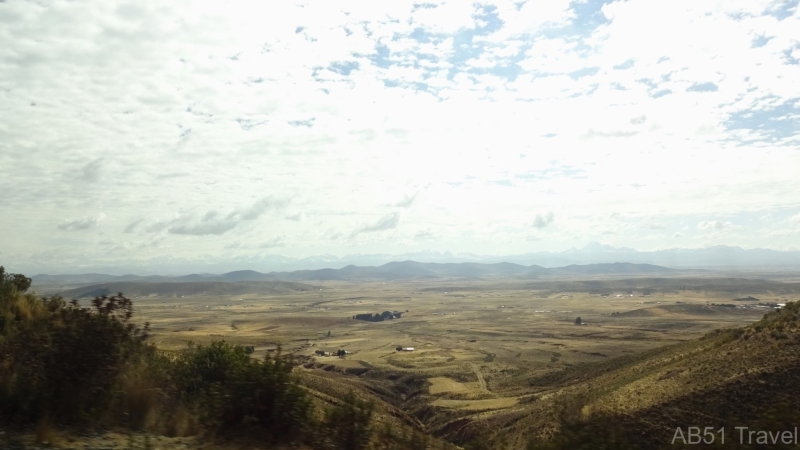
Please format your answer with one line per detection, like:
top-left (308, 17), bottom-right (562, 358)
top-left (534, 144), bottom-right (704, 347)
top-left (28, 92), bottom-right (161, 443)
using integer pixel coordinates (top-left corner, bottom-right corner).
top-left (518, 277), bottom-right (800, 294)
top-left (547, 262), bottom-right (678, 275)
top-left (443, 302), bottom-right (800, 449)
top-left (34, 261), bottom-right (684, 286)
top-left (59, 280), bottom-right (315, 298)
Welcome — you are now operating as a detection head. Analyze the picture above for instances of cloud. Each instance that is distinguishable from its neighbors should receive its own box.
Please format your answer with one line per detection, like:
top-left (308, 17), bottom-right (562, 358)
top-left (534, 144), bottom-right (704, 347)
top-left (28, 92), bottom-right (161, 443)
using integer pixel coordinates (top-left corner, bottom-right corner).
top-left (167, 197), bottom-right (289, 236)
top-left (169, 220), bottom-right (238, 236)
top-left (581, 129), bottom-right (639, 139)
top-left (258, 236), bottom-right (286, 248)
top-left (285, 211), bottom-right (305, 221)
top-left (414, 228), bottom-right (434, 240)
top-left (686, 82), bottom-right (719, 92)
top-left (145, 219), bottom-right (174, 233)
top-left (630, 115), bottom-right (647, 125)
top-left (57, 214), bottom-right (105, 231)
top-left (239, 196), bottom-right (289, 220)
top-left (79, 158), bottom-right (104, 183)
top-left (288, 118), bottom-right (315, 128)
top-left (394, 192), bottom-right (418, 207)
top-left (532, 212), bottom-right (554, 229)
top-left (697, 220), bottom-right (733, 231)
top-left (123, 219), bottom-right (143, 233)
top-left (638, 216), bottom-right (666, 230)
top-left (4, 0), bottom-right (800, 272)
top-left (350, 213), bottom-right (400, 238)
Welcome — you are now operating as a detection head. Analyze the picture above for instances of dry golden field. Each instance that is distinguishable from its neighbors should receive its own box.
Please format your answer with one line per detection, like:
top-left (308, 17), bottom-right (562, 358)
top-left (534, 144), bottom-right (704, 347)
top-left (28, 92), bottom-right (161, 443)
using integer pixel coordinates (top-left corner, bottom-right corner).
top-left (24, 273), bottom-right (800, 448)
top-left (94, 277), bottom-right (789, 417)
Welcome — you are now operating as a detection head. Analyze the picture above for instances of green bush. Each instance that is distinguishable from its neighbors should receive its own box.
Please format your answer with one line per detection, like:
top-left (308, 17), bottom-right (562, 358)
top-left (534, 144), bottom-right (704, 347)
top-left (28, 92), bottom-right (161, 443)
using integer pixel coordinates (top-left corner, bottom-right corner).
top-left (173, 341), bottom-right (312, 443)
top-left (0, 273), bottom-right (150, 423)
top-left (0, 267), bottom-right (377, 448)
top-left (173, 341), bottom-right (252, 398)
top-left (319, 391), bottom-right (374, 450)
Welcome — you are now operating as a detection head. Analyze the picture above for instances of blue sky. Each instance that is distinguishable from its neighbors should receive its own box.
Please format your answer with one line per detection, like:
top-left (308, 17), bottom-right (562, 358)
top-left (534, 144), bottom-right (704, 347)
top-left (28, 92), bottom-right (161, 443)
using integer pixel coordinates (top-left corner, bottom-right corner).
top-left (1, 0), bottom-right (800, 273)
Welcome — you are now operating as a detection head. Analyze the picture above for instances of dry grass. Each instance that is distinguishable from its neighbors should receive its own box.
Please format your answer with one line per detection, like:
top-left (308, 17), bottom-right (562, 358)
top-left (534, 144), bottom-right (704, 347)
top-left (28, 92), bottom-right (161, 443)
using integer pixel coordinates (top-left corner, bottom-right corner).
top-left (431, 397), bottom-right (519, 410)
top-left (163, 405), bottom-right (199, 438)
top-left (427, 377), bottom-right (469, 394)
top-left (35, 416), bottom-right (55, 445)
top-left (117, 362), bottom-right (163, 430)
top-left (32, 276), bottom-right (798, 448)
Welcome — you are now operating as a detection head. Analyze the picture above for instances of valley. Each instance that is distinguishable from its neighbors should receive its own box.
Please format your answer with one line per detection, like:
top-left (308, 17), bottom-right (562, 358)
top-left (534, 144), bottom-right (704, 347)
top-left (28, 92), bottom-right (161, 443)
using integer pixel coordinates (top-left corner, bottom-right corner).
top-left (31, 265), bottom-right (800, 448)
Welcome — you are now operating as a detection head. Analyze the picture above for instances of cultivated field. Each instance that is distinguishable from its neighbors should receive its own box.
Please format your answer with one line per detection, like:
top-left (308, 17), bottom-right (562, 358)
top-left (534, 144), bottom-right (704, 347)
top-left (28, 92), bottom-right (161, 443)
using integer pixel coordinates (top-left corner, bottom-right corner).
top-left (66, 276), bottom-right (790, 419)
top-left (24, 271), bottom-right (800, 448)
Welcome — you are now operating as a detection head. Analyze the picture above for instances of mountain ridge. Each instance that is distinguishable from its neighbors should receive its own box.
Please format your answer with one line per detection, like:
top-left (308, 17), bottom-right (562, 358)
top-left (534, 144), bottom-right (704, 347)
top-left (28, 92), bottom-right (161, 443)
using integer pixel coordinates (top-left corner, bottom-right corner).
top-left (33, 261), bottom-right (683, 286)
top-left (23, 243), bottom-right (800, 277)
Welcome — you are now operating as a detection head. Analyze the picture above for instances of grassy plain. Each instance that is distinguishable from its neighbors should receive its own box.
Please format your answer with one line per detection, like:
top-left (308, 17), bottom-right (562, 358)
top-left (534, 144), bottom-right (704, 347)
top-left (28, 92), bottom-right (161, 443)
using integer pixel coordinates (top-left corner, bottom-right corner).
top-left (96, 277), bottom-right (788, 415)
top-left (26, 273), bottom-right (800, 448)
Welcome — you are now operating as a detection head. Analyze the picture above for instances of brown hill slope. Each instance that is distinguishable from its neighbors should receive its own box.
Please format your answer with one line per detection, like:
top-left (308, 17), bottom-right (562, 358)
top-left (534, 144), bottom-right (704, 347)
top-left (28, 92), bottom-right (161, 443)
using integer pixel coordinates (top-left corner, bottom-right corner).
top-left (441, 302), bottom-right (800, 449)
top-left (58, 281), bottom-right (315, 298)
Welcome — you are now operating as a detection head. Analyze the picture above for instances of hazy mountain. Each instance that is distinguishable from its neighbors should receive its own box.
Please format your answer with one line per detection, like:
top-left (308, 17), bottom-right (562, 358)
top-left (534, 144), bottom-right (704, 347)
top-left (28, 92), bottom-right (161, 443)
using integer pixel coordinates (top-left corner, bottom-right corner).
top-left (35, 261), bottom-right (682, 287)
top-left (256, 261), bottom-right (550, 281)
top-left (59, 280), bottom-right (315, 298)
top-left (30, 273), bottom-right (170, 284)
top-left (25, 244), bottom-right (800, 277)
top-left (550, 243), bottom-right (800, 268)
top-left (548, 262), bottom-right (679, 275)
top-left (320, 245), bottom-right (800, 269)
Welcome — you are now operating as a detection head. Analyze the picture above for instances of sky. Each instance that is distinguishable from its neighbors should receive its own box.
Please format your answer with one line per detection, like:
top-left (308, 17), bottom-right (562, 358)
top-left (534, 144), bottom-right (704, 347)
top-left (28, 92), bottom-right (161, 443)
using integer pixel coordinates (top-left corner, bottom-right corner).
top-left (1, 0), bottom-right (800, 274)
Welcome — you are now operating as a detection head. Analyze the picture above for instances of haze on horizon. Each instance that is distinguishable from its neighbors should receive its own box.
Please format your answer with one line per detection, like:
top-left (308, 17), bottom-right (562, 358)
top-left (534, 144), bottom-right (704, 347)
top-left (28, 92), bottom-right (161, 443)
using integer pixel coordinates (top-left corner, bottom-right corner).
top-left (2, 0), bottom-right (800, 275)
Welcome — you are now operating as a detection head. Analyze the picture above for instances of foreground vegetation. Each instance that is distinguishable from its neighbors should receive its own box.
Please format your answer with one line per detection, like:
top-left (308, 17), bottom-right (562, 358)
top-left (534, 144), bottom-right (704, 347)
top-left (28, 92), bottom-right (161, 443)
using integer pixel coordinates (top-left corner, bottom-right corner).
top-left (0, 267), bottom-right (449, 449)
top-left (4, 265), bottom-right (800, 449)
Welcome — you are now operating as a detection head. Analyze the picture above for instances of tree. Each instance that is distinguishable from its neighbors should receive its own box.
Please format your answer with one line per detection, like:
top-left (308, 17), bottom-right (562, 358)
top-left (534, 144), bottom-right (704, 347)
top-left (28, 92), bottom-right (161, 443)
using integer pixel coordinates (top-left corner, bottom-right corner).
top-left (174, 342), bottom-right (312, 443)
top-left (574, 317), bottom-right (582, 325)
top-left (0, 266), bottom-right (32, 300)
top-left (0, 291), bottom-right (150, 422)
top-left (321, 391), bottom-right (374, 450)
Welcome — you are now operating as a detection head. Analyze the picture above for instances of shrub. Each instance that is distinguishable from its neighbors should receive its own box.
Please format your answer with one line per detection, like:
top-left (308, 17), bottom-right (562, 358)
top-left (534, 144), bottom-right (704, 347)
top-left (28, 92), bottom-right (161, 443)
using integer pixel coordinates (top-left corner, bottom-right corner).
top-left (319, 391), bottom-right (374, 450)
top-left (373, 424), bottom-right (432, 450)
top-left (0, 285), bottom-right (150, 424)
top-left (173, 341), bottom-right (312, 443)
top-left (173, 341), bottom-right (252, 398)
top-left (0, 268), bottom-right (365, 447)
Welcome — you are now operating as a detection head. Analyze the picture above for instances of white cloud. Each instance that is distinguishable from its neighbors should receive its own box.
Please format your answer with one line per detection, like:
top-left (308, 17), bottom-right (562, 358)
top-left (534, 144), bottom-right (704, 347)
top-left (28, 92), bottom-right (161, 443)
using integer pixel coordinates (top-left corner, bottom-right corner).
top-left (697, 220), bottom-right (734, 231)
top-left (258, 236), bottom-right (287, 249)
top-left (487, 0), bottom-right (575, 40)
top-left (532, 212), bottom-right (554, 229)
top-left (285, 212), bottom-right (305, 222)
top-left (147, 197), bottom-right (289, 236)
top-left (350, 213), bottom-right (401, 238)
top-left (394, 192), bottom-right (418, 207)
top-left (2, 0), bottom-right (800, 272)
top-left (57, 214), bottom-right (106, 231)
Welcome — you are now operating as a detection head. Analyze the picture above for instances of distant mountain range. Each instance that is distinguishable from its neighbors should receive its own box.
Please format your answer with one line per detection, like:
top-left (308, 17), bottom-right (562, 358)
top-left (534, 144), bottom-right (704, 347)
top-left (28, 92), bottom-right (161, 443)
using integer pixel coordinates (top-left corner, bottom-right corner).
top-left (327, 243), bottom-right (800, 269)
top-left (58, 280), bottom-right (314, 299)
top-left (26, 243), bottom-right (800, 280)
top-left (33, 261), bottom-right (682, 286)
